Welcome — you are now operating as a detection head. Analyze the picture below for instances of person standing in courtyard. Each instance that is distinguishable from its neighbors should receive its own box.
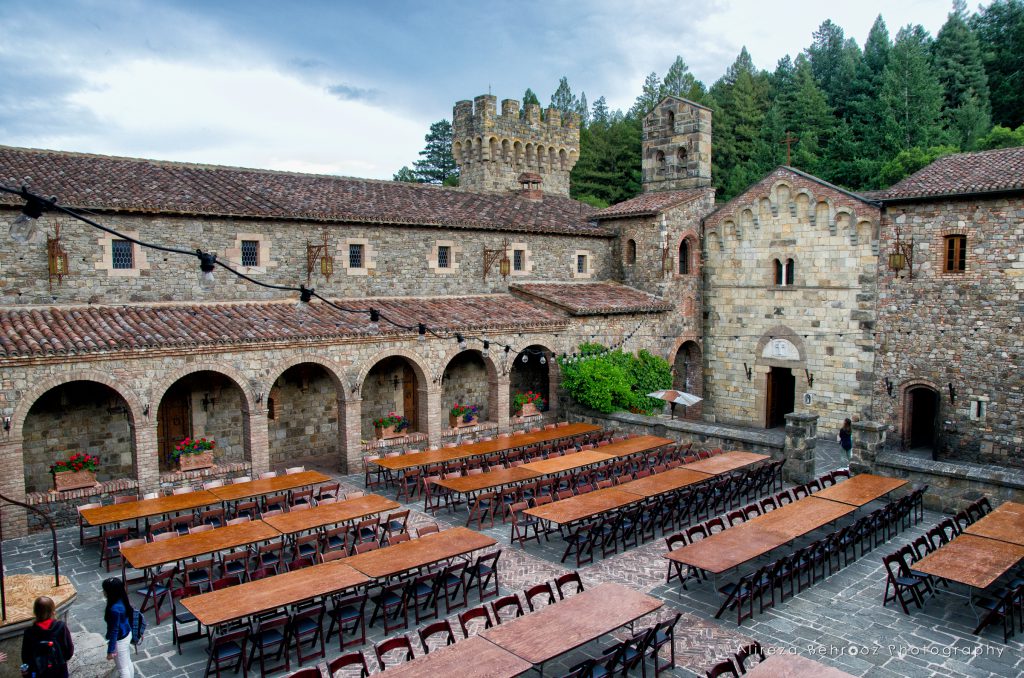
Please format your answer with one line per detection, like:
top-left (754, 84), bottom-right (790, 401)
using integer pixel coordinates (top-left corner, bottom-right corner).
top-left (20, 596), bottom-right (73, 678)
top-left (838, 417), bottom-right (853, 464)
top-left (102, 578), bottom-right (135, 678)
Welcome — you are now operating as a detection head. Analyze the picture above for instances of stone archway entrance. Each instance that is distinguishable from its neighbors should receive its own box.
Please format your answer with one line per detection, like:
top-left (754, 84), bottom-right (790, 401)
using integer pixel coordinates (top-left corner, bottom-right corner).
top-left (361, 356), bottom-right (421, 440)
top-left (672, 341), bottom-right (703, 420)
top-left (156, 371), bottom-right (248, 471)
top-left (509, 346), bottom-right (551, 416)
top-left (766, 366), bottom-right (795, 429)
top-left (905, 386), bottom-right (939, 450)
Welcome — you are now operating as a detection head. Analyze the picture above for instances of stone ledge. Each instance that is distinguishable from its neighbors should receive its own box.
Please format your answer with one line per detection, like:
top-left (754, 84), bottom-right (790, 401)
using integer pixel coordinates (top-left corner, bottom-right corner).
top-left (585, 409), bottom-right (786, 449)
top-left (26, 477), bottom-right (138, 505)
top-left (877, 451), bottom-right (1024, 490)
top-left (159, 461), bottom-right (251, 485)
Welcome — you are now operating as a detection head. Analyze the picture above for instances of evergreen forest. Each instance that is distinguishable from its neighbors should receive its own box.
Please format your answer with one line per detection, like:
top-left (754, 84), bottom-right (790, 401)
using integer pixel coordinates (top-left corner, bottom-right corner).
top-left (395, 1), bottom-right (1024, 206)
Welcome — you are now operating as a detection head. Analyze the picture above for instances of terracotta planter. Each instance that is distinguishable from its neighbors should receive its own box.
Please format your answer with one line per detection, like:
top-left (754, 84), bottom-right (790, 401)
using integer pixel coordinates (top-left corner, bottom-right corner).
top-left (449, 414), bottom-right (477, 428)
top-left (177, 450), bottom-right (214, 471)
top-left (53, 469), bottom-right (97, 492)
top-left (375, 424), bottom-right (405, 440)
top-left (516, 402), bottom-right (540, 417)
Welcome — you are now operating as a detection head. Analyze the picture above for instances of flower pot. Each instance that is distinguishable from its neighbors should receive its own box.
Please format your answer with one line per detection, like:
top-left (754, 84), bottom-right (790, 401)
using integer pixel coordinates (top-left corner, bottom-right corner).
top-left (375, 424), bottom-right (405, 440)
top-left (449, 414), bottom-right (477, 428)
top-left (53, 469), bottom-right (97, 492)
top-left (178, 450), bottom-right (214, 471)
top-left (516, 402), bottom-right (539, 417)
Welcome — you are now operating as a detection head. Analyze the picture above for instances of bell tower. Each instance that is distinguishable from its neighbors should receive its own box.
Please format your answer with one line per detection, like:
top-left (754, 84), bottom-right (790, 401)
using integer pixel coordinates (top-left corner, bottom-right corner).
top-left (642, 97), bottom-right (712, 193)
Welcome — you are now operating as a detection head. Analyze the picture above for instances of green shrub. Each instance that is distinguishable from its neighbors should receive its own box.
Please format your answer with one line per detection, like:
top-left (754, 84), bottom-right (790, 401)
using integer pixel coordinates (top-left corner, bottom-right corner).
top-left (559, 344), bottom-right (672, 414)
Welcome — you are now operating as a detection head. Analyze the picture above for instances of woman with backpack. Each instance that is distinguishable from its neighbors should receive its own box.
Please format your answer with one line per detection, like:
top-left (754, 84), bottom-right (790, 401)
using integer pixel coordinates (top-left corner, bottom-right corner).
top-left (20, 596), bottom-right (73, 678)
top-left (102, 578), bottom-right (135, 678)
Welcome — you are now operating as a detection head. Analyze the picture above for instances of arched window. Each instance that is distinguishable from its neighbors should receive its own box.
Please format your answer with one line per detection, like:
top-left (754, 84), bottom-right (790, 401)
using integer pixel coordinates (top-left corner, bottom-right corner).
top-left (666, 110), bottom-right (675, 129)
top-left (677, 147), bottom-right (687, 164)
top-left (656, 150), bottom-right (666, 168)
top-left (678, 239), bottom-right (690, 274)
top-left (626, 239), bottom-right (637, 265)
top-left (774, 259), bottom-right (783, 285)
top-left (785, 258), bottom-right (795, 285)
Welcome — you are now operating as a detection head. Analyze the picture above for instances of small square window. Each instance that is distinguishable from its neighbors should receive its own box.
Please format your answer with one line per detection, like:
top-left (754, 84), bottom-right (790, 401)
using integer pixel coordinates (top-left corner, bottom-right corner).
top-left (944, 235), bottom-right (966, 273)
top-left (513, 249), bottom-right (524, 272)
top-left (576, 254), bottom-right (587, 274)
top-left (111, 239), bottom-right (134, 269)
top-left (438, 245), bottom-right (451, 269)
top-left (240, 240), bottom-right (259, 267)
top-left (349, 243), bottom-right (364, 269)
top-left (970, 400), bottom-right (988, 421)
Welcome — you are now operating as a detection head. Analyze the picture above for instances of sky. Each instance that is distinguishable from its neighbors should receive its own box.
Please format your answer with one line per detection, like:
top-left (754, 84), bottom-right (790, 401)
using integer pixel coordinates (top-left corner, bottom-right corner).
top-left (1, 0), bottom-right (954, 180)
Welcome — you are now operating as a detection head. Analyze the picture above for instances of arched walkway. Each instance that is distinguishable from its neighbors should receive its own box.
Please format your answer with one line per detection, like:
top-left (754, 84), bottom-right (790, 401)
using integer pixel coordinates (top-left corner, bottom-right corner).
top-left (267, 362), bottom-right (343, 468)
top-left (509, 345), bottom-right (557, 417)
top-left (361, 355), bottom-right (424, 440)
top-left (156, 370), bottom-right (250, 471)
top-left (440, 350), bottom-right (495, 429)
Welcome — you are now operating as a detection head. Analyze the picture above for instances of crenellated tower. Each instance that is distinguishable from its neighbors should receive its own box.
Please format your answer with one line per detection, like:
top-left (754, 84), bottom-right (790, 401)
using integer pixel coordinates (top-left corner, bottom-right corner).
top-left (642, 96), bottom-right (712, 193)
top-left (452, 94), bottom-right (580, 197)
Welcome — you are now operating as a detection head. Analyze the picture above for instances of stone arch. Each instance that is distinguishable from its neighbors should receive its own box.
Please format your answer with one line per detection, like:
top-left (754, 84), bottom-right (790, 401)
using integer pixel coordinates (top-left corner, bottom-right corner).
top-left (353, 348), bottom-right (431, 397)
top-left (676, 146), bottom-right (687, 165)
top-left (513, 140), bottom-right (524, 167)
top-left (525, 143), bottom-right (535, 166)
top-left (855, 219), bottom-right (876, 248)
top-left (794, 191), bottom-right (812, 220)
top-left (625, 238), bottom-right (637, 265)
top-left (740, 208), bottom-right (754, 234)
top-left (11, 369), bottom-right (145, 440)
top-left (559, 148), bottom-right (568, 171)
top-left (665, 109), bottom-right (675, 128)
top-left (754, 326), bottom-right (807, 429)
top-left (723, 220), bottom-right (738, 242)
top-left (758, 197), bottom-right (773, 224)
top-left (475, 136), bottom-right (484, 162)
top-left (706, 230), bottom-right (721, 253)
top-left (265, 357), bottom-right (346, 468)
top-left (439, 348), bottom-right (500, 429)
top-left (463, 138), bottom-right (474, 163)
top-left (898, 379), bottom-right (942, 451)
top-left (452, 141), bottom-right (463, 164)
top-left (754, 326), bottom-right (807, 366)
top-left (835, 209), bottom-right (853, 238)
top-left (501, 138), bottom-right (511, 163)
top-left (152, 362), bottom-right (256, 415)
top-left (488, 136), bottom-right (499, 162)
top-left (815, 200), bottom-right (831, 233)
top-left (676, 232), bottom-right (698, 275)
top-left (568, 149), bottom-right (578, 167)
top-left (509, 344), bottom-right (559, 418)
top-left (772, 182), bottom-right (792, 210)
top-left (655, 150), bottom-right (666, 169)
top-left (548, 147), bottom-right (557, 171)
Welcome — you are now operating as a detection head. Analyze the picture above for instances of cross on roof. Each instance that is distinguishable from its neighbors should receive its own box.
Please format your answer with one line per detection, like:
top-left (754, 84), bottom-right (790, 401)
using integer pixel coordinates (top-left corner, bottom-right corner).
top-left (781, 132), bottom-right (799, 166)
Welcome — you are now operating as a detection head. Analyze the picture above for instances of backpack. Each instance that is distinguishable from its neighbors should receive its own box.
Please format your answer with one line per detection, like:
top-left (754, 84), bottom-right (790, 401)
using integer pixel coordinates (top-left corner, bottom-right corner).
top-left (130, 608), bottom-right (147, 650)
top-left (31, 621), bottom-right (67, 678)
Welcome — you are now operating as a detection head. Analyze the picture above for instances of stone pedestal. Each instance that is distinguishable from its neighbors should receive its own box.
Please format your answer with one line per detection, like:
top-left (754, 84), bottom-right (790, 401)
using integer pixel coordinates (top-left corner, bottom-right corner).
top-left (851, 420), bottom-right (887, 475)
top-left (783, 412), bottom-right (818, 484)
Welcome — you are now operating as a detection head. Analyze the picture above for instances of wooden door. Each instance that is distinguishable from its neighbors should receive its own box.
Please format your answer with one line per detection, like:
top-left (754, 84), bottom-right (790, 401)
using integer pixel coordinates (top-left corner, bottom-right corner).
top-left (402, 365), bottom-right (418, 432)
top-left (765, 368), bottom-right (775, 428)
top-left (158, 386), bottom-right (191, 465)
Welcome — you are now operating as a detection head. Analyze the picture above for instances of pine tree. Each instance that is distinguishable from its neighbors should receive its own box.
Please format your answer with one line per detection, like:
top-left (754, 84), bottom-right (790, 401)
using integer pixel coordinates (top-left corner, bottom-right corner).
top-left (392, 166), bottom-right (420, 183)
top-left (710, 48), bottom-right (771, 199)
top-left (661, 56), bottom-right (706, 103)
top-left (550, 77), bottom-right (580, 115)
top-left (880, 25), bottom-right (946, 152)
top-left (412, 119), bottom-right (458, 185)
top-left (971, 0), bottom-right (1024, 129)
top-left (843, 15), bottom-right (892, 188)
top-left (521, 88), bottom-right (541, 119)
top-left (577, 92), bottom-right (589, 127)
top-left (766, 56), bottom-right (835, 175)
top-left (591, 96), bottom-right (610, 127)
top-left (934, 0), bottom-right (991, 148)
top-left (630, 72), bottom-right (663, 117)
top-left (806, 21), bottom-right (862, 117)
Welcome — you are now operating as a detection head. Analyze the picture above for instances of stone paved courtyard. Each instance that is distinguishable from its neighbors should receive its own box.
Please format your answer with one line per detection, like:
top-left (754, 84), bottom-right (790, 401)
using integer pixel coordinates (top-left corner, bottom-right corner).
top-left (2, 446), bottom-right (1021, 677)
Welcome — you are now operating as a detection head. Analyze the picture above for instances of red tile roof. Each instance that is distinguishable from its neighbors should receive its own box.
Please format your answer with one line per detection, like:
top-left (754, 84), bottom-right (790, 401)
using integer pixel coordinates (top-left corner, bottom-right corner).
top-left (878, 147), bottom-right (1024, 200)
top-left (0, 295), bottom-right (567, 359)
top-left (0, 146), bottom-right (609, 237)
top-left (510, 282), bottom-right (672, 315)
top-left (592, 189), bottom-right (708, 219)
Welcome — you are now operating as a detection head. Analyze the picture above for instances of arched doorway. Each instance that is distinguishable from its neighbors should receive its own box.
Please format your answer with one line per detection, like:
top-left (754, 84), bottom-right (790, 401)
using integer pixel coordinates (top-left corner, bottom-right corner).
top-left (156, 371), bottom-right (248, 471)
top-left (361, 356), bottom-right (421, 440)
top-left (267, 363), bottom-right (341, 468)
top-left (765, 367), bottom-right (795, 429)
top-left (905, 386), bottom-right (939, 451)
top-left (22, 381), bottom-right (137, 493)
top-left (441, 351), bottom-right (491, 429)
top-left (509, 345), bottom-right (551, 416)
top-left (672, 341), bottom-right (703, 419)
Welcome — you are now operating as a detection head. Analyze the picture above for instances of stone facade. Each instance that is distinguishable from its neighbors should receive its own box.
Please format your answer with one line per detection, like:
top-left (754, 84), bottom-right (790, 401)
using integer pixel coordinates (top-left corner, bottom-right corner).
top-left (873, 194), bottom-right (1024, 466)
top-left (702, 167), bottom-right (881, 434)
top-left (453, 94), bottom-right (579, 196)
top-left (641, 97), bottom-right (713, 192)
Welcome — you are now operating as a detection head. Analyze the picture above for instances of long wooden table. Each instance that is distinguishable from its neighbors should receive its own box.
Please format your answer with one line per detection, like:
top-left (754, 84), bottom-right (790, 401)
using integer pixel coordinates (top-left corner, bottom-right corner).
top-left (590, 435), bottom-right (675, 459)
top-left (343, 526), bottom-right (496, 579)
top-left (182, 559), bottom-right (369, 627)
top-left (964, 501), bottom-right (1024, 546)
top-left (208, 470), bottom-right (331, 502)
top-left (121, 520), bottom-right (280, 569)
top-left (518, 449), bottom-right (612, 476)
top-left (261, 494), bottom-right (399, 536)
top-left (525, 488), bottom-right (641, 525)
top-left (812, 474), bottom-right (907, 507)
top-left (683, 450), bottom-right (769, 475)
top-left (615, 467), bottom-right (712, 498)
top-left (481, 582), bottom-right (662, 670)
top-left (911, 533), bottom-right (1024, 589)
top-left (380, 636), bottom-right (532, 678)
top-left (433, 467), bottom-right (542, 495)
top-left (743, 654), bottom-right (857, 678)
top-left (373, 424), bottom-right (600, 472)
top-left (80, 490), bottom-right (220, 527)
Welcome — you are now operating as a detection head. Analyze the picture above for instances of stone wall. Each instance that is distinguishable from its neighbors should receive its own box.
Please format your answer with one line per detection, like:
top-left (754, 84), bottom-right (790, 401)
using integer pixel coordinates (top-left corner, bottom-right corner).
top-left (873, 195), bottom-right (1024, 467)
top-left (642, 97), bottom-right (713, 192)
top-left (703, 168), bottom-right (880, 434)
top-left (0, 210), bottom-right (613, 306)
top-left (268, 365), bottom-right (340, 467)
top-left (441, 351), bottom-right (490, 426)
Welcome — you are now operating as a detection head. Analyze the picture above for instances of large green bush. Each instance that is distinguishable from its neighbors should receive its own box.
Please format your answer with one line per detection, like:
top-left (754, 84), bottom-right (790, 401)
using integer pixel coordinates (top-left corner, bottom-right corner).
top-left (559, 344), bottom-right (672, 414)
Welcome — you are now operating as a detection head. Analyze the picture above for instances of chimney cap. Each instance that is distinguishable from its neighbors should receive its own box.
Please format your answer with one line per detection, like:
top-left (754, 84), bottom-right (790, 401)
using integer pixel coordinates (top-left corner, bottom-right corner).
top-left (518, 172), bottom-right (542, 184)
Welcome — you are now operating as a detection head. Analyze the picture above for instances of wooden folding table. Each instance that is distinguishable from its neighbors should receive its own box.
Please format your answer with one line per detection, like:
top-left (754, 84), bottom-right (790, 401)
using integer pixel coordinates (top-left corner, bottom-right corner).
top-left (525, 488), bottom-right (641, 526)
top-left (121, 520), bottom-right (280, 569)
top-left (911, 534), bottom-right (1024, 590)
top-left (380, 635), bottom-right (532, 678)
top-left (964, 501), bottom-right (1024, 546)
top-left (812, 474), bottom-right (907, 507)
top-left (80, 490), bottom-right (220, 527)
top-left (615, 468), bottom-right (712, 498)
top-left (207, 470), bottom-right (331, 502)
top-left (683, 451), bottom-right (769, 475)
top-left (343, 526), bottom-right (496, 579)
top-left (261, 494), bottom-right (400, 536)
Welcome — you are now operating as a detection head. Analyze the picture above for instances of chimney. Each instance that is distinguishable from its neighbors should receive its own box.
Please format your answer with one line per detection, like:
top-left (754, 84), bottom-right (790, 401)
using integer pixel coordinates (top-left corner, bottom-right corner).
top-left (518, 173), bottom-right (543, 201)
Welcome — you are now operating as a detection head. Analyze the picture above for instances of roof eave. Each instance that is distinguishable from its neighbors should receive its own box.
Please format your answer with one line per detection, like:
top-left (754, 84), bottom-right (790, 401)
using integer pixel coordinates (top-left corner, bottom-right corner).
top-left (878, 187), bottom-right (1024, 204)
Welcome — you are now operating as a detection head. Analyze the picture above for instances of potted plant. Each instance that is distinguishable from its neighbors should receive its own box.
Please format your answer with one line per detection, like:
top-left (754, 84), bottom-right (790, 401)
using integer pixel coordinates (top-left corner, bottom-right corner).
top-left (512, 391), bottom-right (545, 417)
top-left (50, 453), bottom-right (100, 491)
top-left (373, 412), bottom-right (410, 440)
top-left (449, 403), bottom-right (479, 428)
top-left (173, 437), bottom-right (216, 471)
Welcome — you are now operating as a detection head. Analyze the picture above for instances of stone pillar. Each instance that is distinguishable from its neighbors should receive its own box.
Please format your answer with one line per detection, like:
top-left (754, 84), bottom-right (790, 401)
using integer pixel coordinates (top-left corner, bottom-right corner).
top-left (491, 372), bottom-right (511, 433)
top-left (547, 363), bottom-right (561, 419)
top-left (245, 409), bottom-right (270, 476)
top-left (133, 422), bottom-right (160, 495)
top-left (783, 412), bottom-right (817, 484)
top-left (423, 387), bottom-right (443, 448)
top-left (851, 420), bottom-right (887, 476)
top-left (0, 438), bottom-right (28, 537)
top-left (340, 397), bottom-right (363, 474)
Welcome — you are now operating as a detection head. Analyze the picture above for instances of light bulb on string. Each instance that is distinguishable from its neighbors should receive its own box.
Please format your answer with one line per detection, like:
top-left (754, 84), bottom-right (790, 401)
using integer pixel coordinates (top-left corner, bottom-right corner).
top-left (456, 333), bottom-right (467, 350)
top-left (481, 340), bottom-right (489, 358)
top-left (7, 190), bottom-right (50, 245)
top-left (197, 250), bottom-right (217, 292)
top-left (521, 353), bottom-right (528, 363)
top-left (369, 308), bottom-right (380, 333)
top-left (296, 285), bottom-right (314, 318)
top-left (417, 323), bottom-right (426, 342)
top-left (539, 354), bottom-right (547, 365)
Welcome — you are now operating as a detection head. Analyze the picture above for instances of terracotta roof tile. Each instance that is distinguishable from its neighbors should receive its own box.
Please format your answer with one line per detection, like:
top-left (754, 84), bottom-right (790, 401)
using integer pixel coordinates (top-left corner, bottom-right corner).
top-left (510, 282), bottom-right (672, 316)
top-left (592, 189), bottom-right (707, 219)
top-left (0, 295), bottom-right (567, 359)
top-left (878, 147), bottom-right (1024, 200)
top-left (0, 146), bottom-right (609, 237)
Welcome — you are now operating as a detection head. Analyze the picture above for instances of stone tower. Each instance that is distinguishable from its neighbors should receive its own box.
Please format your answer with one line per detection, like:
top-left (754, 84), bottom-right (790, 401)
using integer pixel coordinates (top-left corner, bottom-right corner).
top-left (642, 96), bottom-right (712, 193)
top-left (452, 94), bottom-right (580, 197)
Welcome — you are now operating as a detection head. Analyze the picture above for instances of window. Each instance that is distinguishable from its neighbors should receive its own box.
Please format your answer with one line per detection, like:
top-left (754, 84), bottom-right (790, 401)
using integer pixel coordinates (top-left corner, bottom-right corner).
top-left (970, 399), bottom-right (988, 421)
top-left (626, 239), bottom-right (636, 265)
top-left (240, 240), bottom-right (259, 267)
top-left (785, 258), bottom-right (795, 285)
top-left (513, 249), bottom-right (525, 272)
top-left (349, 243), bottom-right (364, 269)
top-left (666, 110), bottom-right (675, 129)
top-left (944, 235), bottom-right (966, 272)
top-left (577, 254), bottom-right (588, 274)
top-left (678, 239), bottom-right (690, 274)
top-left (677, 147), bottom-right (687, 163)
top-left (774, 259), bottom-right (783, 285)
top-left (656, 150), bottom-right (666, 168)
top-left (111, 239), bottom-right (133, 269)
top-left (774, 258), bottom-right (794, 286)
top-left (437, 245), bottom-right (451, 269)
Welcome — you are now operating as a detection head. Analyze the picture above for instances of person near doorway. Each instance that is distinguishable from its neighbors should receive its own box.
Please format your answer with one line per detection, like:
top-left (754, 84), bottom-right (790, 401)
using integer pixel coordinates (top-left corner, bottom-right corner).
top-left (837, 418), bottom-right (853, 464)
top-left (20, 596), bottom-right (73, 678)
top-left (102, 578), bottom-right (135, 678)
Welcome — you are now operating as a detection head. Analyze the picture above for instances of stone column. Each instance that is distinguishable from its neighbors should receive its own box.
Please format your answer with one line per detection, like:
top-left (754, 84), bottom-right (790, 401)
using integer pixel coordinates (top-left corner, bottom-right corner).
top-left (547, 363), bottom-right (561, 419)
top-left (133, 422), bottom-right (160, 495)
top-left (340, 397), bottom-right (363, 474)
top-left (491, 372), bottom-right (511, 433)
top-left (245, 409), bottom-right (270, 476)
top-left (0, 438), bottom-right (28, 537)
top-left (423, 387), bottom-right (443, 448)
top-left (851, 420), bottom-right (887, 476)
top-left (783, 412), bottom-right (818, 484)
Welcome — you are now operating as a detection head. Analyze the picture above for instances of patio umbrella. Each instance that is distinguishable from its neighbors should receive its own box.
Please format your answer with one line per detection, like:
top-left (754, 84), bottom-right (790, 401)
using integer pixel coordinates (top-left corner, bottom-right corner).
top-left (646, 389), bottom-right (703, 418)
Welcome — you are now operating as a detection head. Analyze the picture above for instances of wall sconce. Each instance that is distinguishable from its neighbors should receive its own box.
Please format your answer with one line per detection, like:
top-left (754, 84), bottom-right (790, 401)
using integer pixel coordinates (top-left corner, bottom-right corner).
top-left (948, 383), bottom-right (956, 404)
top-left (888, 225), bottom-right (914, 279)
top-left (742, 362), bottom-right (752, 381)
top-left (2, 417), bottom-right (10, 432)
top-left (884, 377), bottom-right (894, 398)
top-left (804, 369), bottom-right (814, 388)
top-left (255, 392), bottom-right (263, 404)
top-left (201, 393), bottom-right (216, 412)
top-left (142, 403), bottom-right (150, 417)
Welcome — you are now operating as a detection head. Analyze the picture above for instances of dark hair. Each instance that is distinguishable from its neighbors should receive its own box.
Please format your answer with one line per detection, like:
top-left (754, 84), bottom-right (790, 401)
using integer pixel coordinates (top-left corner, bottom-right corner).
top-left (33, 596), bottom-right (55, 622)
top-left (842, 418), bottom-right (852, 431)
top-left (102, 577), bottom-right (133, 623)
